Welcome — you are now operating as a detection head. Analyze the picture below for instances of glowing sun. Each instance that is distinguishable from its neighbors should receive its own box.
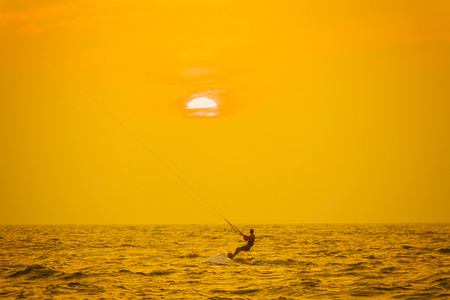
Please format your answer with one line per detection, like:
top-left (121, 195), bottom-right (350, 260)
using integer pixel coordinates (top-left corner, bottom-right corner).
top-left (186, 97), bottom-right (219, 117)
top-left (186, 97), bottom-right (218, 109)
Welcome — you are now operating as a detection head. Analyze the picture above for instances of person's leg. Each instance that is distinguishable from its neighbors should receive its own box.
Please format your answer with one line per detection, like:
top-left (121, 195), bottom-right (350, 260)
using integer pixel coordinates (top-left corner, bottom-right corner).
top-left (230, 246), bottom-right (244, 259)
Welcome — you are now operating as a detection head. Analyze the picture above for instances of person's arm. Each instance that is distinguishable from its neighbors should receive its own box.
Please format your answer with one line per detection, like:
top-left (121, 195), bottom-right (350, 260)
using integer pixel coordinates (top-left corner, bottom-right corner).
top-left (242, 235), bottom-right (249, 241)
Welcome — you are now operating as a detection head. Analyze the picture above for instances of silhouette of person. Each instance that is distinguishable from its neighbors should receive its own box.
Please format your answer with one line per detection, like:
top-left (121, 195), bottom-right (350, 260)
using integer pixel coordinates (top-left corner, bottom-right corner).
top-left (228, 229), bottom-right (255, 259)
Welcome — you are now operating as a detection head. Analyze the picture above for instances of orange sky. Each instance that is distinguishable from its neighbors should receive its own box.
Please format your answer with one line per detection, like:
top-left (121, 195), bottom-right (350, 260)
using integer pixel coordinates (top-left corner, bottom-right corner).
top-left (1, 0), bottom-right (449, 224)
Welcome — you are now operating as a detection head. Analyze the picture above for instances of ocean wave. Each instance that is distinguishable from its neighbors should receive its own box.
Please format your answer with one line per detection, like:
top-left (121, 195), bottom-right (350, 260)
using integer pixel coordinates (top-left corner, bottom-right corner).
top-left (438, 248), bottom-right (450, 254)
top-left (119, 269), bottom-right (148, 276)
top-left (380, 266), bottom-right (397, 273)
top-left (410, 270), bottom-right (450, 295)
top-left (62, 271), bottom-right (86, 280)
top-left (343, 262), bottom-right (369, 271)
top-left (229, 288), bottom-right (261, 295)
top-left (118, 269), bottom-right (176, 276)
top-left (258, 258), bottom-right (299, 266)
top-left (300, 278), bottom-right (321, 287)
top-left (149, 270), bottom-right (176, 276)
top-left (120, 244), bottom-right (141, 248)
top-left (177, 253), bottom-right (200, 259)
top-left (210, 288), bottom-right (261, 295)
top-left (6, 264), bottom-right (59, 279)
top-left (349, 288), bottom-right (385, 297)
top-left (43, 282), bottom-right (106, 296)
top-left (186, 253), bottom-right (200, 258)
top-left (432, 277), bottom-right (450, 289)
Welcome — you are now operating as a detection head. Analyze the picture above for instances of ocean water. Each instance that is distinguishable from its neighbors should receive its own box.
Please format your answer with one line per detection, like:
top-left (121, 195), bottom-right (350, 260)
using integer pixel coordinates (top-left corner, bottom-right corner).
top-left (0, 224), bottom-right (449, 299)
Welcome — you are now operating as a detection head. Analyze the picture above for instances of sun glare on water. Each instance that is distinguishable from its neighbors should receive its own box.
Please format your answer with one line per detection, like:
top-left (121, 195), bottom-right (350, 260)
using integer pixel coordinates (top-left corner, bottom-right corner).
top-left (186, 97), bottom-right (219, 117)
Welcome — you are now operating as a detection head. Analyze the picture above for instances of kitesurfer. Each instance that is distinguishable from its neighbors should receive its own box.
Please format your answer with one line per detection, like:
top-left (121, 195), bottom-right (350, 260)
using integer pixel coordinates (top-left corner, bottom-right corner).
top-left (228, 229), bottom-right (255, 259)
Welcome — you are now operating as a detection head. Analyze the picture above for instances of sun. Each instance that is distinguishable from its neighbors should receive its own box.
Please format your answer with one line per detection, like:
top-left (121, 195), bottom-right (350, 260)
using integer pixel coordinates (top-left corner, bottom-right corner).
top-left (185, 97), bottom-right (219, 117)
top-left (186, 97), bottom-right (218, 109)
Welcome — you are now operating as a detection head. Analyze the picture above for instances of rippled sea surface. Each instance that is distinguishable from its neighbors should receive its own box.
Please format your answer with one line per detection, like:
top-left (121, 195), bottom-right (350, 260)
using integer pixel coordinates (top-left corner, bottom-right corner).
top-left (1, 224), bottom-right (449, 299)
